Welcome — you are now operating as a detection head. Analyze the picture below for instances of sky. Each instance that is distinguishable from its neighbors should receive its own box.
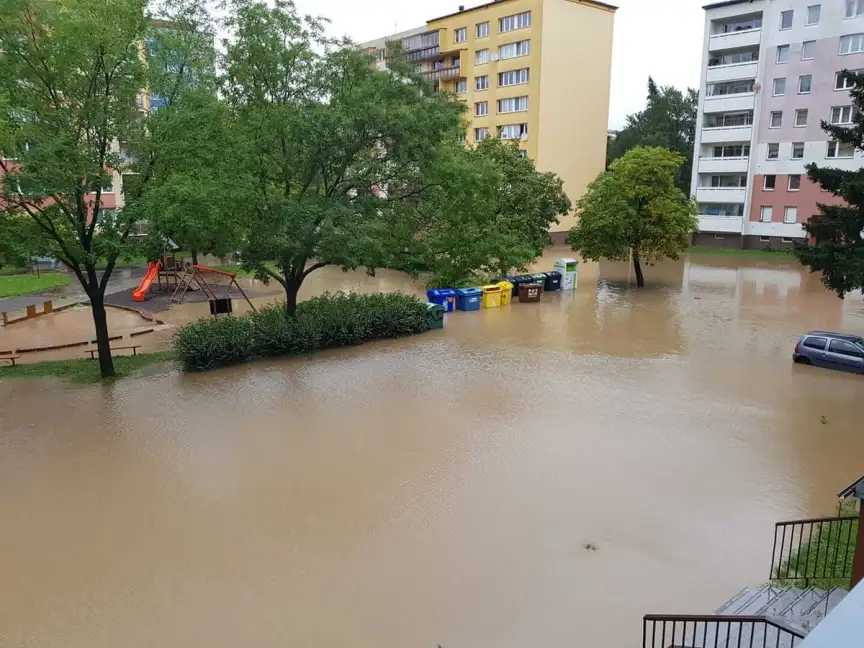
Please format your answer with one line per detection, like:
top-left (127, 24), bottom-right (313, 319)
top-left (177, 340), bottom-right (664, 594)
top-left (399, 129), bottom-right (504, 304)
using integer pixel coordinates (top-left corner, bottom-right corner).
top-left (290, 0), bottom-right (707, 129)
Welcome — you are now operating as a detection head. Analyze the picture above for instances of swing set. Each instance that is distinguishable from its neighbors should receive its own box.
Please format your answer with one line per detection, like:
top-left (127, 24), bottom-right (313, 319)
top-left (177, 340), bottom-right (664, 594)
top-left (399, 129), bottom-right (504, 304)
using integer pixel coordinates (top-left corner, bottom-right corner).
top-left (170, 264), bottom-right (257, 312)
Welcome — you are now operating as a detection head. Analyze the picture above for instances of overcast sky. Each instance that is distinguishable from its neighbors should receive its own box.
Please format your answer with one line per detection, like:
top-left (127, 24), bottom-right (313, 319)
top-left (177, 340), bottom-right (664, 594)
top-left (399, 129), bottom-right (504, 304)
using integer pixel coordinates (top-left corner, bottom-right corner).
top-left (290, 0), bottom-right (706, 129)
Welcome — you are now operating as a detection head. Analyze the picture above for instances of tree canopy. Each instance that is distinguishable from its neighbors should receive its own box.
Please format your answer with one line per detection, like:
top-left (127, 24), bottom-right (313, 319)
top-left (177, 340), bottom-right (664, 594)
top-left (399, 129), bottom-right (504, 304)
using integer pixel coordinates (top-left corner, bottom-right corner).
top-left (568, 146), bottom-right (698, 287)
top-left (794, 70), bottom-right (864, 297)
top-left (607, 77), bottom-right (698, 194)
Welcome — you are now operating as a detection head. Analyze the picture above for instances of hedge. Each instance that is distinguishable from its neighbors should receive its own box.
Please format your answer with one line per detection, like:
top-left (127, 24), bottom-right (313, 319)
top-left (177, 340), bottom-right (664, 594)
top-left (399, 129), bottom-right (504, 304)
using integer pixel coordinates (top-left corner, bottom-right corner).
top-left (174, 292), bottom-right (431, 371)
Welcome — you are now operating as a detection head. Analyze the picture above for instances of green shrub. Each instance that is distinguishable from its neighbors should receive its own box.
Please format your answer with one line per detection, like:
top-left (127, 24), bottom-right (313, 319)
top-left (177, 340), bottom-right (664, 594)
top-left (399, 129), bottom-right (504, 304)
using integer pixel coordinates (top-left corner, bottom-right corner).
top-left (174, 292), bottom-right (431, 371)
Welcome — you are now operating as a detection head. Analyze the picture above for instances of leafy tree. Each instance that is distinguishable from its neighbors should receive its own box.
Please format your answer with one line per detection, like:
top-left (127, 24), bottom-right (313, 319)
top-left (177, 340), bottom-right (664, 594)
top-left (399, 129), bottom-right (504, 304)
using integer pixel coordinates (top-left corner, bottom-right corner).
top-left (408, 138), bottom-right (570, 287)
top-left (222, 0), bottom-right (464, 315)
top-left (608, 77), bottom-right (698, 194)
top-left (794, 70), bottom-right (864, 297)
top-left (0, 0), bottom-right (212, 377)
top-left (568, 146), bottom-right (697, 288)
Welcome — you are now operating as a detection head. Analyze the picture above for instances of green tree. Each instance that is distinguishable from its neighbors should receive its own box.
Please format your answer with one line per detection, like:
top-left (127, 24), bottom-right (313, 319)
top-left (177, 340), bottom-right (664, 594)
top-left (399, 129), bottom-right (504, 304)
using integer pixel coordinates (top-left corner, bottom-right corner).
top-left (409, 138), bottom-right (570, 287)
top-left (794, 70), bottom-right (864, 297)
top-left (608, 77), bottom-right (698, 194)
top-left (0, 0), bottom-right (211, 377)
top-left (222, 0), bottom-right (464, 315)
top-left (569, 146), bottom-right (697, 288)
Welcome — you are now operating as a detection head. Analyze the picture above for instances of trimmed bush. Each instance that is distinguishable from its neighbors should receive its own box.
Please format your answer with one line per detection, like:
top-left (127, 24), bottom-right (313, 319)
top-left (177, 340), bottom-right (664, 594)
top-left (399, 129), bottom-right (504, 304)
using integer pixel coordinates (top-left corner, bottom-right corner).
top-left (174, 292), bottom-right (431, 371)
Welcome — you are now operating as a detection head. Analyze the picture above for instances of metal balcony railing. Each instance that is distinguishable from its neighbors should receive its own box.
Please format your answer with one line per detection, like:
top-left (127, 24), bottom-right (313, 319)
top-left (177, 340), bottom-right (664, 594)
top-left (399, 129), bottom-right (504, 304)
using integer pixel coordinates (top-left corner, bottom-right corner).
top-left (643, 615), bottom-right (806, 648)
top-left (770, 514), bottom-right (859, 589)
top-left (423, 66), bottom-right (461, 80)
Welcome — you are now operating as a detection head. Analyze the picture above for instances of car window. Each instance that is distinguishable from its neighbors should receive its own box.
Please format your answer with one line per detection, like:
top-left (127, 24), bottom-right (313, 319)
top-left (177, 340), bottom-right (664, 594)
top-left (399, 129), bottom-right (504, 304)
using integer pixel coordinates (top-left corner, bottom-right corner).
top-left (802, 337), bottom-right (827, 350)
top-left (829, 339), bottom-right (864, 358)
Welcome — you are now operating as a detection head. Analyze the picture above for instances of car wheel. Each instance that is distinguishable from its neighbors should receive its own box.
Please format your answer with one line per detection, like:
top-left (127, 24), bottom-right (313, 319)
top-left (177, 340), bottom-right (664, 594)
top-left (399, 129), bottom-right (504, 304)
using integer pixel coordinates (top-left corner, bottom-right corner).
top-left (795, 357), bottom-right (812, 365)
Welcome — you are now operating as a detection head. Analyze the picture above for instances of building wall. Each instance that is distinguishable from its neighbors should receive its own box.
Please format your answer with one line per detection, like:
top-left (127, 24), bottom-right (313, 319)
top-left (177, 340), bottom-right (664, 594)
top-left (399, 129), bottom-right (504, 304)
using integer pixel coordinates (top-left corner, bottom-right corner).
top-left (537, 0), bottom-right (614, 233)
top-left (749, 172), bottom-right (842, 231)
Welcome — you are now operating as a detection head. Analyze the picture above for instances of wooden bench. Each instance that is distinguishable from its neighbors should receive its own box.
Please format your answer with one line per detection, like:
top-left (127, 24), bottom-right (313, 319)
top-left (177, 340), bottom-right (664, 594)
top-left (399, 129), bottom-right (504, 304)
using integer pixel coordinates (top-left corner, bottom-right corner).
top-left (85, 345), bottom-right (140, 359)
top-left (0, 354), bottom-right (22, 367)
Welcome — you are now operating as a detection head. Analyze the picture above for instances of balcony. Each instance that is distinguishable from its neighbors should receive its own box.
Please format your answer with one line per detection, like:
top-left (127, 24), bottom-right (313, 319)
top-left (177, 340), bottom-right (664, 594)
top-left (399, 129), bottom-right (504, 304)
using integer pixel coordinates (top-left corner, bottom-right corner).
top-left (424, 66), bottom-right (461, 81)
top-left (695, 187), bottom-right (746, 204)
top-left (700, 125), bottom-right (752, 144)
top-left (703, 93), bottom-right (755, 113)
top-left (697, 215), bottom-right (744, 233)
top-left (698, 157), bottom-right (750, 174)
top-left (402, 45), bottom-right (440, 62)
top-left (709, 28), bottom-right (761, 51)
top-left (706, 62), bottom-right (759, 84)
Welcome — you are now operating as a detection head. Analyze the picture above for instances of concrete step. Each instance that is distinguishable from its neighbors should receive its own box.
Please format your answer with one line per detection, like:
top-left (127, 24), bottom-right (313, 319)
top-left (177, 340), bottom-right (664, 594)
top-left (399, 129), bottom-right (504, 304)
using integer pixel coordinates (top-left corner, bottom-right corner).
top-left (800, 587), bottom-right (847, 626)
top-left (756, 587), bottom-right (804, 617)
top-left (778, 586), bottom-right (827, 630)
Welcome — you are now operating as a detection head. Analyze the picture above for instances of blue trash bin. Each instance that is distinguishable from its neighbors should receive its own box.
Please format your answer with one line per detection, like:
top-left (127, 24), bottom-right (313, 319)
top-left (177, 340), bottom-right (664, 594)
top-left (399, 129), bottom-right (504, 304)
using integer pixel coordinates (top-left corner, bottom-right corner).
top-left (426, 288), bottom-right (456, 313)
top-left (455, 287), bottom-right (482, 311)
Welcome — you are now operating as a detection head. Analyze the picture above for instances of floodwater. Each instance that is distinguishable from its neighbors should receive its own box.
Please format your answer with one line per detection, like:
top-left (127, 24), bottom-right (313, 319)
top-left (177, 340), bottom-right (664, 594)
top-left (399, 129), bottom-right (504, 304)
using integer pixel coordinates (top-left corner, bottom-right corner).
top-left (2, 248), bottom-right (864, 648)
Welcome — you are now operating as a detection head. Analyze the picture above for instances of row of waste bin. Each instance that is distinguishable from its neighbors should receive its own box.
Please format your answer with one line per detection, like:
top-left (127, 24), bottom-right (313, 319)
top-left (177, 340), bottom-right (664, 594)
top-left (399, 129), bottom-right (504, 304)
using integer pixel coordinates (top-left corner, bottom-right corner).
top-left (427, 271), bottom-right (563, 313)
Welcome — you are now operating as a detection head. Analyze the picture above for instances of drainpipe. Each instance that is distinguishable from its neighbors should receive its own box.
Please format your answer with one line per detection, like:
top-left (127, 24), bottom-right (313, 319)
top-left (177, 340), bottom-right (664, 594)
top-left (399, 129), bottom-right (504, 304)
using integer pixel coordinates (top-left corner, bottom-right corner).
top-left (851, 482), bottom-right (864, 589)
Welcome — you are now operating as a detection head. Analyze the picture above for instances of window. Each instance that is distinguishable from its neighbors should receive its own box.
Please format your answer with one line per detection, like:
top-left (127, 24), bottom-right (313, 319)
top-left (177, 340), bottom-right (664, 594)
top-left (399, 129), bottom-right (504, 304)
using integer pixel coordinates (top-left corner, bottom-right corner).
top-left (499, 40), bottom-right (530, 59)
top-left (773, 78), bottom-right (786, 96)
top-left (704, 111), bottom-right (753, 128)
top-left (782, 237), bottom-right (794, 243)
top-left (770, 111), bottom-right (783, 128)
top-left (454, 27), bottom-right (467, 43)
top-left (699, 203), bottom-right (745, 216)
top-left (767, 143), bottom-right (780, 159)
top-left (476, 49), bottom-right (489, 64)
top-left (714, 234), bottom-right (725, 240)
top-left (500, 11), bottom-right (531, 32)
top-left (475, 101), bottom-right (488, 116)
top-left (846, 0), bottom-right (864, 18)
top-left (784, 206), bottom-right (798, 223)
top-left (827, 140), bottom-right (855, 157)
top-left (788, 175), bottom-right (802, 191)
top-left (476, 22), bottom-right (489, 38)
top-left (780, 10), bottom-right (793, 30)
top-left (807, 5), bottom-right (821, 25)
top-left (708, 174), bottom-right (747, 188)
top-left (829, 339), bottom-right (864, 358)
top-left (498, 123), bottom-right (528, 140)
top-left (840, 34), bottom-right (864, 55)
top-left (708, 50), bottom-right (759, 66)
top-left (499, 68), bottom-right (529, 86)
top-left (836, 69), bottom-right (863, 90)
top-left (792, 142), bottom-right (805, 159)
top-left (777, 45), bottom-right (790, 63)
top-left (760, 236), bottom-right (771, 242)
top-left (475, 127), bottom-right (489, 142)
top-left (711, 144), bottom-right (750, 158)
top-left (802, 41), bottom-right (816, 60)
top-left (798, 75), bottom-right (812, 93)
top-left (761, 206), bottom-right (773, 222)
top-left (714, 17), bottom-right (762, 34)
top-left (708, 79), bottom-right (755, 96)
top-left (830, 105), bottom-right (856, 124)
top-left (498, 96), bottom-right (529, 113)
top-left (475, 75), bottom-right (489, 91)
top-left (802, 337), bottom-right (827, 350)
top-left (764, 175), bottom-right (776, 190)
top-left (518, 150), bottom-right (528, 158)
top-left (795, 109), bottom-right (809, 127)
top-left (456, 79), bottom-right (467, 93)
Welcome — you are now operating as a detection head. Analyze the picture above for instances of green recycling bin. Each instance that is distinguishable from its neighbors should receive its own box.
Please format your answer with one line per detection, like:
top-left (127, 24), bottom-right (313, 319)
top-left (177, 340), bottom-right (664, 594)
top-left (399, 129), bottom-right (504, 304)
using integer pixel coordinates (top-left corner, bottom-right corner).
top-left (426, 303), bottom-right (446, 330)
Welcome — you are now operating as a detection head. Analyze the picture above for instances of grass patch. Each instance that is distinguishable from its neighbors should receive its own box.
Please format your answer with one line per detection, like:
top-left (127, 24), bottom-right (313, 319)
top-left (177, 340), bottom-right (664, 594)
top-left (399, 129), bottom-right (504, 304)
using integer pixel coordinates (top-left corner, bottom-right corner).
top-left (0, 272), bottom-right (72, 298)
top-left (687, 246), bottom-right (797, 260)
top-left (774, 500), bottom-right (860, 590)
top-left (0, 351), bottom-right (176, 385)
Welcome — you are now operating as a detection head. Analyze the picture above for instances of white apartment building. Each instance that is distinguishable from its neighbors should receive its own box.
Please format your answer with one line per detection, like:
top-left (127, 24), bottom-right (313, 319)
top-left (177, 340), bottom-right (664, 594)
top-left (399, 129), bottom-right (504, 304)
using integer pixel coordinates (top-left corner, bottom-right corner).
top-left (692, 0), bottom-right (864, 249)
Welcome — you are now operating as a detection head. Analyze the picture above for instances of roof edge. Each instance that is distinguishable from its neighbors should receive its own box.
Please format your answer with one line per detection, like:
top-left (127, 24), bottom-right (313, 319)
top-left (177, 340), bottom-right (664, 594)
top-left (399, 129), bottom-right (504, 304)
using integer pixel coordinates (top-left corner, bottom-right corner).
top-left (429, 0), bottom-right (616, 24)
top-left (703, 0), bottom-right (758, 10)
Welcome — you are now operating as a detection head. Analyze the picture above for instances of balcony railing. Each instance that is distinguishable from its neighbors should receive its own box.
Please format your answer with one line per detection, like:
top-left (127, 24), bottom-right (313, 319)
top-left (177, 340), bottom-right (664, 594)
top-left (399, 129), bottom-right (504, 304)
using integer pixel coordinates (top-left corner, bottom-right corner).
top-left (643, 615), bottom-right (806, 648)
top-left (424, 66), bottom-right (461, 80)
top-left (402, 45), bottom-right (440, 62)
top-left (770, 514), bottom-right (859, 589)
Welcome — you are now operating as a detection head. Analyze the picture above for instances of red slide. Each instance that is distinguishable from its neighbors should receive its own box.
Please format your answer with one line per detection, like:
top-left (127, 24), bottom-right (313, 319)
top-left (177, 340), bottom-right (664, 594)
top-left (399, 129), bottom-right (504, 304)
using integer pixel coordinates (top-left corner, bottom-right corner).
top-left (132, 261), bottom-right (161, 302)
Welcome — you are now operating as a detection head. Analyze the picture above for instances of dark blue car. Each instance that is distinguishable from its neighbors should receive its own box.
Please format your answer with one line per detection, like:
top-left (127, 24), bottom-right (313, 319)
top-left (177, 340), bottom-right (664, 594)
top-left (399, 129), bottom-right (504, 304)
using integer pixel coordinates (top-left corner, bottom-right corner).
top-left (793, 331), bottom-right (864, 374)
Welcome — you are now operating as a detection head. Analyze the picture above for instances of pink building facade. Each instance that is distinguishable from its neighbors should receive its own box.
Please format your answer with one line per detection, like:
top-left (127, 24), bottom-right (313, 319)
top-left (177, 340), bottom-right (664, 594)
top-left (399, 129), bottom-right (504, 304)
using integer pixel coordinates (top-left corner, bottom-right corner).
top-left (692, 0), bottom-right (864, 249)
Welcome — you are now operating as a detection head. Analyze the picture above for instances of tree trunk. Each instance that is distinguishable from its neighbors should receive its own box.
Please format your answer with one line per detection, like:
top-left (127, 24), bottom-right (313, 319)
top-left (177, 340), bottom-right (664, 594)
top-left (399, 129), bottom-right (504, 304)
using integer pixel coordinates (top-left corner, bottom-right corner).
top-left (90, 292), bottom-right (116, 378)
top-left (191, 249), bottom-right (199, 266)
top-left (632, 248), bottom-right (645, 288)
top-left (284, 279), bottom-right (300, 316)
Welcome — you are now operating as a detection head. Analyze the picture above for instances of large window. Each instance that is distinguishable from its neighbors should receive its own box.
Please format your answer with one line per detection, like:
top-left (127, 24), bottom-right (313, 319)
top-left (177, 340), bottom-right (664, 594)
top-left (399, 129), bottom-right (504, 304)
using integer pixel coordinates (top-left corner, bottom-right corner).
top-left (703, 111), bottom-right (753, 128)
top-left (500, 11), bottom-right (531, 32)
top-left (767, 143), bottom-right (780, 159)
top-left (456, 79), bottom-right (467, 93)
top-left (713, 17), bottom-right (762, 34)
top-left (708, 50), bottom-right (759, 67)
top-left (799, 75), bottom-right (812, 93)
top-left (836, 69), bottom-right (863, 89)
top-left (789, 174), bottom-right (803, 191)
top-left (454, 27), bottom-right (467, 43)
top-left (764, 175), bottom-right (776, 190)
top-left (840, 33), bottom-right (864, 55)
top-left (846, 0), bottom-right (864, 18)
top-left (792, 142), bottom-right (805, 159)
top-left (498, 96), bottom-right (528, 113)
top-left (499, 68), bottom-right (529, 87)
top-left (476, 22), bottom-right (489, 38)
top-left (830, 105), bottom-right (856, 124)
top-left (770, 111), bottom-right (783, 128)
top-left (475, 75), bottom-right (489, 91)
top-left (498, 123), bottom-right (528, 140)
top-left (707, 174), bottom-right (747, 188)
top-left (499, 40), bottom-right (530, 60)
top-left (476, 49), bottom-right (489, 65)
top-left (802, 40), bottom-right (816, 60)
top-left (699, 203), bottom-right (745, 216)
top-left (711, 144), bottom-right (750, 158)
top-left (827, 140), bottom-right (855, 157)
top-left (708, 79), bottom-right (755, 96)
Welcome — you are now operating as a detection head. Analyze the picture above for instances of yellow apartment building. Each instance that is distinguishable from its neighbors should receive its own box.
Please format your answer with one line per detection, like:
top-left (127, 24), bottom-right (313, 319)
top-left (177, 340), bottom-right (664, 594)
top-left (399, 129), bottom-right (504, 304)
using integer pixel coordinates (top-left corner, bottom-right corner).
top-left (360, 0), bottom-right (616, 242)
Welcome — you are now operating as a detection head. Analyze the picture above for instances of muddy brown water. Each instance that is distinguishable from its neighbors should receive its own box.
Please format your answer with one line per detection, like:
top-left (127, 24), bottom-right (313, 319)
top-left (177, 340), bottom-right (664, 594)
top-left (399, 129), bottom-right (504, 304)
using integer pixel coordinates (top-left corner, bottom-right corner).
top-left (2, 249), bottom-right (864, 648)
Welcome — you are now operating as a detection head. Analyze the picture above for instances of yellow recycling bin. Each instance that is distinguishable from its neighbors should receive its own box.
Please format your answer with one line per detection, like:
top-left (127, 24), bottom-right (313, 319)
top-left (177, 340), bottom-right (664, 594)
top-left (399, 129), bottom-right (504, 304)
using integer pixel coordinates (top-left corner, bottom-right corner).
top-left (481, 284), bottom-right (503, 308)
top-left (497, 281), bottom-right (514, 305)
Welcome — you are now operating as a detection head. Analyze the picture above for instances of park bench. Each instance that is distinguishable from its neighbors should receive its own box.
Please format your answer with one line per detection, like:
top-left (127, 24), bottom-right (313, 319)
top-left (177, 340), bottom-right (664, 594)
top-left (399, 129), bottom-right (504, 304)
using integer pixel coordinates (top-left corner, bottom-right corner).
top-left (85, 345), bottom-right (140, 359)
top-left (0, 354), bottom-right (22, 367)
